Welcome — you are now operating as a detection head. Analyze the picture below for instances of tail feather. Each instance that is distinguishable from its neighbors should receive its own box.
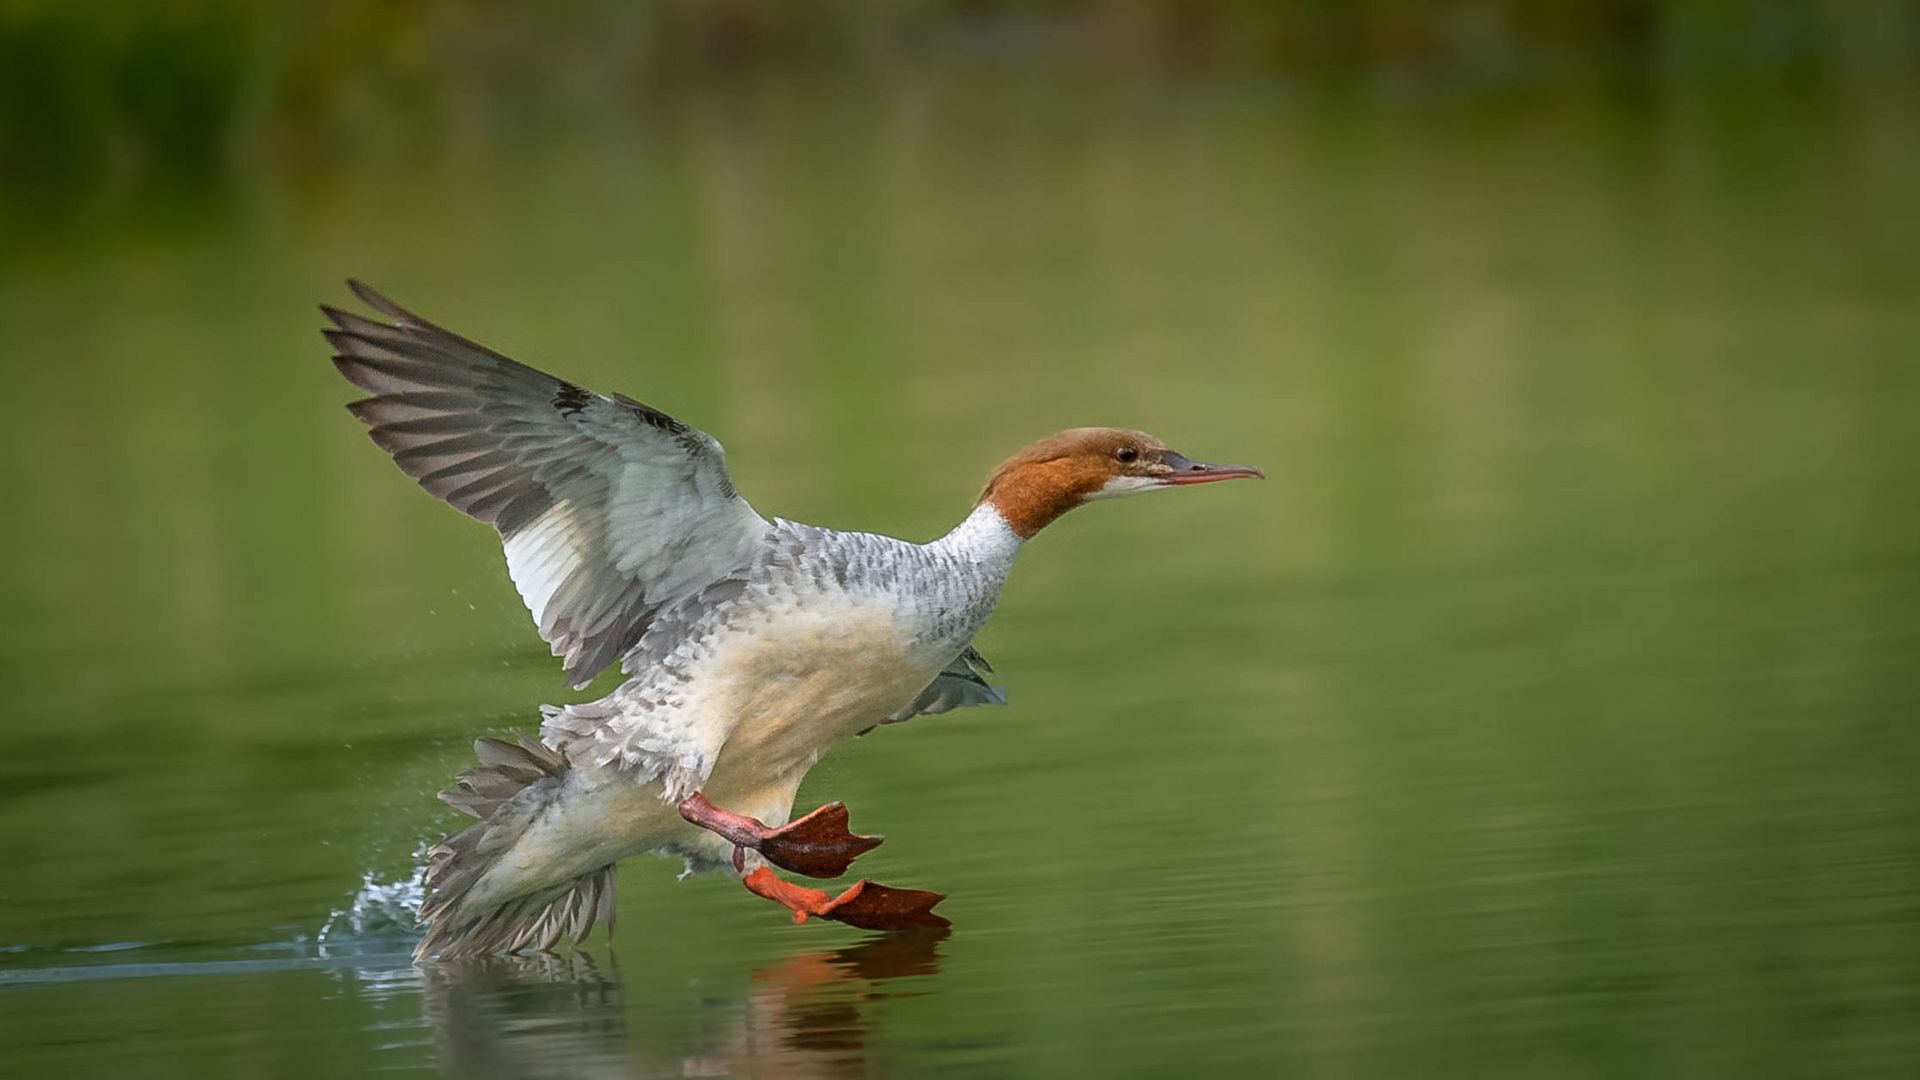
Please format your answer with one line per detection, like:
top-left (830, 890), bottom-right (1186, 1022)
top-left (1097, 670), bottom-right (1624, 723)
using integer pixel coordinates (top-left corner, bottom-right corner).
top-left (417, 864), bottom-right (617, 959)
top-left (436, 735), bottom-right (561, 819)
top-left (414, 735), bottom-right (618, 961)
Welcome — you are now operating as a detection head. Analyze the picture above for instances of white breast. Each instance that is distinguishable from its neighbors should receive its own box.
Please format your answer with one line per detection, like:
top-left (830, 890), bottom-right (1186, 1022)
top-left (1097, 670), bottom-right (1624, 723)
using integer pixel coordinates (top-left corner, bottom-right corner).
top-left (695, 591), bottom-right (940, 795)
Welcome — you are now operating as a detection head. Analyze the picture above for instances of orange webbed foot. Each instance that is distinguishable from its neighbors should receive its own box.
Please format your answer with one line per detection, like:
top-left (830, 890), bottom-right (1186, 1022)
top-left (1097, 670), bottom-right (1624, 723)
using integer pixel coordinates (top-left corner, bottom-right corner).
top-left (756, 802), bottom-right (885, 879)
top-left (817, 879), bottom-right (950, 930)
top-left (679, 792), bottom-right (884, 879)
top-left (744, 868), bottom-right (951, 930)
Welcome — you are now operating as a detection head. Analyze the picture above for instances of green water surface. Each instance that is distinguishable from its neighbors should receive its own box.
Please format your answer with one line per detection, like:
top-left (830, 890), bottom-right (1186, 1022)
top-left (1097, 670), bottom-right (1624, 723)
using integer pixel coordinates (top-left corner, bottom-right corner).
top-left (2, 73), bottom-right (1918, 1077)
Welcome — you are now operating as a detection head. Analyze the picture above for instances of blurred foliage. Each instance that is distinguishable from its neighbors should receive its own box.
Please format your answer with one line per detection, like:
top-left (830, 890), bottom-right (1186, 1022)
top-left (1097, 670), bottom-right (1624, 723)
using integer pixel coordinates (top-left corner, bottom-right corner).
top-left (2, 0), bottom-right (1917, 205)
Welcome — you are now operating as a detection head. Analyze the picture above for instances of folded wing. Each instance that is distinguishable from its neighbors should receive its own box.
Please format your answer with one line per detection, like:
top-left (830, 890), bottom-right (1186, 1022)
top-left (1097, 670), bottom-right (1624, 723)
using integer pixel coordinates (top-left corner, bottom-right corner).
top-left (326, 281), bottom-right (769, 688)
top-left (863, 647), bottom-right (1007, 735)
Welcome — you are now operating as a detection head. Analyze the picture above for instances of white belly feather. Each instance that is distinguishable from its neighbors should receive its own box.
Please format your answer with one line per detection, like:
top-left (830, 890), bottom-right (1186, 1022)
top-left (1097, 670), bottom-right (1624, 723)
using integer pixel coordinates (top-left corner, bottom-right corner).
top-left (699, 595), bottom-right (939, 797)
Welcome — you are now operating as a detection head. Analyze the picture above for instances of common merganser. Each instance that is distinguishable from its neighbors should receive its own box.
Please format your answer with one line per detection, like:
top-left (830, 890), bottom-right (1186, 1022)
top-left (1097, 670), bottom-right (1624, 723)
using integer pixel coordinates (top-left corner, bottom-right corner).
top-left (324, 282), bottom-right (1262, 959)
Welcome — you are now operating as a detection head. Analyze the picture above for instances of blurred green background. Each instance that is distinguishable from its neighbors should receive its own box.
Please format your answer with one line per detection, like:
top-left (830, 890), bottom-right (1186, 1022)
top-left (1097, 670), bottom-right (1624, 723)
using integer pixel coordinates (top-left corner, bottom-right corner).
top-left (2, 2), bottom-right (1918, 1077)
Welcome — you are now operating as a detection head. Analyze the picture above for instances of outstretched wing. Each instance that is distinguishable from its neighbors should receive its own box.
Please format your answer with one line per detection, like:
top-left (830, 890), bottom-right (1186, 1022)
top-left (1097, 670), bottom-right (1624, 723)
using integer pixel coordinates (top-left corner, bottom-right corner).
top-left (325, 281), bottom-right (770, 688)
top-left (862, 646), bottom-right (1007, 735)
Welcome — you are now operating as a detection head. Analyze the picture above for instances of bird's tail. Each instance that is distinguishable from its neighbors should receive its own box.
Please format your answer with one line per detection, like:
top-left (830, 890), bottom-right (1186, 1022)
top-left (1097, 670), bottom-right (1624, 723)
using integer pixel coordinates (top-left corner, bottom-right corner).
top-left (414, 736), bottom-right (617, 961)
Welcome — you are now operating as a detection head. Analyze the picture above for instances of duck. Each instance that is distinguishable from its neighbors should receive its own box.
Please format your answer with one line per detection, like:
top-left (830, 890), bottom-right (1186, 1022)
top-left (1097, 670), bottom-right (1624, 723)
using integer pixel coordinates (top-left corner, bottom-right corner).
top-left (323, 281), bottom-right (1262, 959)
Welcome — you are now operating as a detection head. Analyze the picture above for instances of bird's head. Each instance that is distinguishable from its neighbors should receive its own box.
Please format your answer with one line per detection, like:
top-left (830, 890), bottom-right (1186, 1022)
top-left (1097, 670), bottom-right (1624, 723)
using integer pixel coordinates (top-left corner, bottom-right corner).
top-left (977, 427), bottom-right (1262, 538)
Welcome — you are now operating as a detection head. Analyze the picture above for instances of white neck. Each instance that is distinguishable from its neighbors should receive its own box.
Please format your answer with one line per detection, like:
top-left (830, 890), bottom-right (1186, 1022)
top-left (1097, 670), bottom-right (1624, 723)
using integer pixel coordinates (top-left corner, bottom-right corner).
top-left (911, 502), bottom-right (1023, 650)
top-left (934, 502), bottom-right (1024, 567)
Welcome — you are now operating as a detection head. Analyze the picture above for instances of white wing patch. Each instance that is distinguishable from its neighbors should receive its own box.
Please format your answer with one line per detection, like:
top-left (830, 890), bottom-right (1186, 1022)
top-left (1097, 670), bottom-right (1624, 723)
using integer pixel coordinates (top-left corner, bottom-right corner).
top-left (503, 503), bottom-right (590, 640)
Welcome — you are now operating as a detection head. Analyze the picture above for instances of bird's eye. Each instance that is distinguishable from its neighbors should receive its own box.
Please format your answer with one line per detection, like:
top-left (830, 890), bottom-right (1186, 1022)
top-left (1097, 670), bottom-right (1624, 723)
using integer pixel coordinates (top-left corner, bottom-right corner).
top-left (1115, 447), bottom-right (1138, 463)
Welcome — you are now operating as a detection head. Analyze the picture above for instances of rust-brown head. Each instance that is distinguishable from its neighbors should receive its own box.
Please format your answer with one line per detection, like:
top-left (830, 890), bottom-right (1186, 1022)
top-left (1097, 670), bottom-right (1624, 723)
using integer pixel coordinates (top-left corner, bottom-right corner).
top-left (977, 427), bottom-right (1262, 539)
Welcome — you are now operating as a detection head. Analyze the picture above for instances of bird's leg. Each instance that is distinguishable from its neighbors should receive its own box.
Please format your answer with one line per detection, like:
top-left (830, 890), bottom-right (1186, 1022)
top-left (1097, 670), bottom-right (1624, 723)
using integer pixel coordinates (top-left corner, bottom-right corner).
top-left (676, 792), bottom-right (948, 929)
top-left (677, 791), bottom-right (884, 879)
top-left (743, 867), bottom-right (950, 930)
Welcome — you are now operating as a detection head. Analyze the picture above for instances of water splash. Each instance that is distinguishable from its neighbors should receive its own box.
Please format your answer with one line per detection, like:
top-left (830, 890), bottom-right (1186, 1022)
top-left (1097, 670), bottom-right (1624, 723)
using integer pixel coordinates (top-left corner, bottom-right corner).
top-left (317, 865), bottom-right (427, 958)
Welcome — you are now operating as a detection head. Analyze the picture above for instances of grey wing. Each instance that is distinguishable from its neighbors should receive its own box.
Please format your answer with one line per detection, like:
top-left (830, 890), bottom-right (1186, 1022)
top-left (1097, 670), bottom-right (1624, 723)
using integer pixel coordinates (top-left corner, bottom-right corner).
top-left (325, 281), bottom-right (771, 689)
top-left (865, 646), bottom-right (1008, 734)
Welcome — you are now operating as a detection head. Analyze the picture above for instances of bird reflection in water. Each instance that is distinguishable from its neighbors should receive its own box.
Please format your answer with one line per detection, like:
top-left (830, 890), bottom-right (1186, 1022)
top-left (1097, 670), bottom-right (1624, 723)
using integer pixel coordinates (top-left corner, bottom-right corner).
top-left (419, 930), bottom-right (948, 1079)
